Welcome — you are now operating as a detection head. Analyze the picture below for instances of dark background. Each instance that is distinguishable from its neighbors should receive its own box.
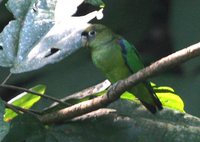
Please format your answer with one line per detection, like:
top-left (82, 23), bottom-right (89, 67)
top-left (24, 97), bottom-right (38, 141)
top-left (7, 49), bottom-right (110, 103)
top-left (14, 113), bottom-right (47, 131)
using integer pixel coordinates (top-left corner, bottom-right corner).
top-left (0, 0), bottom-right (199, 117)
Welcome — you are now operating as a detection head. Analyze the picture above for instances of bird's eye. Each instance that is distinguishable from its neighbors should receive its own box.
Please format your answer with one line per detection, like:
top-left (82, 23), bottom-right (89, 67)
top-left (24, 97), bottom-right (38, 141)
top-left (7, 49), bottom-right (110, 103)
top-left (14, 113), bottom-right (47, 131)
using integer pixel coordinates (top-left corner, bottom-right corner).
top-left (88, 30), bottom-right (96, 37)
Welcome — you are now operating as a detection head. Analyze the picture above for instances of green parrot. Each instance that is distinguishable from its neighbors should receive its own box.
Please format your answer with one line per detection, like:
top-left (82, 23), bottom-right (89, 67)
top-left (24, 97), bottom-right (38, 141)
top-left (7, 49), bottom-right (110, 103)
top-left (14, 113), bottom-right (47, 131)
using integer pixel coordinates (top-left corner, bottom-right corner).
top-left (81, 24), bottom-right (162, 113)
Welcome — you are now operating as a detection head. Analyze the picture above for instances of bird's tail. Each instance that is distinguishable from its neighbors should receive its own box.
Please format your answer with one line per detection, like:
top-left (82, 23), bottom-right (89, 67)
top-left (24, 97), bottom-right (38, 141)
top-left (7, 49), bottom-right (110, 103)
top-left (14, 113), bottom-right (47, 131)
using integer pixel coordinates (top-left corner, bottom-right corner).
top-left (131, 82), bottom-right (163, 114)
top-left (140, 99), bottom-right (162, 114)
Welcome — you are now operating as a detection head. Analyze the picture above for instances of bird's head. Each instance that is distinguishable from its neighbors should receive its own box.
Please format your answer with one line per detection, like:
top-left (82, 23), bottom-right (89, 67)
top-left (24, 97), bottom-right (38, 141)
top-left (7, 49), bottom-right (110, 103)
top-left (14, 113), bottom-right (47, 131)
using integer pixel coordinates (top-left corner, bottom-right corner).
top-left (81, 24), bottom-right (114, 50)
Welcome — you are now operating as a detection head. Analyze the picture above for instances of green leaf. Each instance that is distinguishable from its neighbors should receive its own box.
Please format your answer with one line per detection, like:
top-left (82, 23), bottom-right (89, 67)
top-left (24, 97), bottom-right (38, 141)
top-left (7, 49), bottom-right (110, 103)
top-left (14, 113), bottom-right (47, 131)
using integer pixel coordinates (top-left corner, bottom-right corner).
top-left (4, 85), bottom-right (46, 121)
top-left (153, 85), bottom-right (185, 113)
top-left (120, 91), bottom-right (137, 102)
top-left (85, 0), bottom-right (105, 7)
top-left (0, 99), bottom-right (10, 142)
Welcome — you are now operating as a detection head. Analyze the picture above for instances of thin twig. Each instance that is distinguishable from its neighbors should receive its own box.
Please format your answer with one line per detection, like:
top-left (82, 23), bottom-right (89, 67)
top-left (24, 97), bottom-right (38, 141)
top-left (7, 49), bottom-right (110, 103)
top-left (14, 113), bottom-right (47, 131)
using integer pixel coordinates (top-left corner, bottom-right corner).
top-left (5, 102), bottom-right (39, 117)
top-left (1, 73), bottom-right (12, 85)
top-left (0, 84), bottom-right (70, 105)
top-left (10, 105), bottom-right (42, 115)
top-left (4, 102), bottom-right (22, 115)
top-left (39, 42), bottom-right (200, 124)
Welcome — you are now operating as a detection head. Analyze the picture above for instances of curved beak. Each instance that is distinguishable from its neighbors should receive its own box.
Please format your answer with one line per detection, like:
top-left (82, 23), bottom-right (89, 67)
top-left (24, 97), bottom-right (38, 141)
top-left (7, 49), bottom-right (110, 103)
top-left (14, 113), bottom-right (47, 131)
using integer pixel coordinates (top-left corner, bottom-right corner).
top-left (81, 32), bottom-right (89, 47)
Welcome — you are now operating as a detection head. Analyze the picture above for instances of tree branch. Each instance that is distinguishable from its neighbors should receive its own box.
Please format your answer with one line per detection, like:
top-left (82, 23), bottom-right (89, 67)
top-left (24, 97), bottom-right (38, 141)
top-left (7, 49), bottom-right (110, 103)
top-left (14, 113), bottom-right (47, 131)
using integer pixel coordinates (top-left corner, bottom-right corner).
top-left (42, 80), bottom-right (110, 112)
top-left (39, 42), bottom-right (200, 124)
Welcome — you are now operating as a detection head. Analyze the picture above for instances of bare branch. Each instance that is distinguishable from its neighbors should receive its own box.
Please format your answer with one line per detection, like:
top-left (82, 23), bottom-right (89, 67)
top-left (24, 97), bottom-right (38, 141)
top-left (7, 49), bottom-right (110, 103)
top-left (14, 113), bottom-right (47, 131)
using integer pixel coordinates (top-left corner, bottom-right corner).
top-left (39, 42), bottom-right (200, 124)
top-left (0, 84), bottom-right (69, 105)
top-left (42, 80), bottom-right (110, 112)
top-left (124, 42), bottom-right (200, 89)
top-left (62, 80), bottom-right (110, 100)
top-left (69, 108), bottom-right (116, 122)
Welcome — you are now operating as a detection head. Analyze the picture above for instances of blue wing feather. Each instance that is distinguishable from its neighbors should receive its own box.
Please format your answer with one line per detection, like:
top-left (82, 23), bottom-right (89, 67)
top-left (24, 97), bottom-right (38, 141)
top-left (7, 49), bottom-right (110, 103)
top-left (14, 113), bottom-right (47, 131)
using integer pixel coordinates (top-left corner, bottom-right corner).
top-left (117, 38), bottom-right (144, 73)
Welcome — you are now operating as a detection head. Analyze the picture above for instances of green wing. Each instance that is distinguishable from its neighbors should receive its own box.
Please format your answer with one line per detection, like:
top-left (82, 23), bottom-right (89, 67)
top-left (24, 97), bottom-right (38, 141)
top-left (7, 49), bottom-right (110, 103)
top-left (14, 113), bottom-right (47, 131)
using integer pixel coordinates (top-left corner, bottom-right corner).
top-left (117, 38), bottom-right (144, 73)
top-left (118, 38), bottom-right (163, 112)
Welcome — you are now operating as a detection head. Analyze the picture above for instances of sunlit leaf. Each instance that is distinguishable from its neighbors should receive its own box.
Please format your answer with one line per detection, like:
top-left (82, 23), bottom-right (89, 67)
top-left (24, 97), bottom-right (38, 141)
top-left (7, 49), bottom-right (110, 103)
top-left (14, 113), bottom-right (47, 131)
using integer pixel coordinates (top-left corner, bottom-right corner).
top-left (121, 92), bottom-right (137, 102)
top-left (4, 85), bottom-right (46, 122)
top-left (0, 99), bottom-right (10, 141)
top-left (153, 85), bottom-right (185, 112)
